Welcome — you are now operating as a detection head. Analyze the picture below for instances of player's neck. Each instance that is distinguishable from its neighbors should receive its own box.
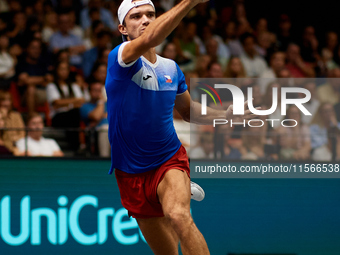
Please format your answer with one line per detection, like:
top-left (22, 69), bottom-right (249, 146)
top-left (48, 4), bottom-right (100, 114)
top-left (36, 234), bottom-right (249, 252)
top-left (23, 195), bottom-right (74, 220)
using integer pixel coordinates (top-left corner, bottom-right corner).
top-left (142, 48), bottom-right (157, 64)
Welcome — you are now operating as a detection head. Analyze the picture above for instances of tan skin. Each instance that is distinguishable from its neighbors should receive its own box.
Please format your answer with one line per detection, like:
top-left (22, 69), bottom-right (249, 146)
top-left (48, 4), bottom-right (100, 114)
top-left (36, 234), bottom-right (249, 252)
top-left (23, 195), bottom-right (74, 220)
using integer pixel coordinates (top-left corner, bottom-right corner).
top-left (51, 62), bottom-right (85, 109)
top-left (87, 83), bottom-right (107, 127)
top-left (286, 44), bottom-right (315, 77)
top-left (117, 1), bottom-right (256, 254)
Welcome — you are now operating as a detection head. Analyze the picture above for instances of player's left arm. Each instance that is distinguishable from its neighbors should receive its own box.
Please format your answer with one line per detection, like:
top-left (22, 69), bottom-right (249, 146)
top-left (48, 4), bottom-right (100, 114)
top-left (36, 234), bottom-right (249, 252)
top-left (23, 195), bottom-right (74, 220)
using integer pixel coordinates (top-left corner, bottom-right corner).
top-left (174, 91), bottom-right (256, 125)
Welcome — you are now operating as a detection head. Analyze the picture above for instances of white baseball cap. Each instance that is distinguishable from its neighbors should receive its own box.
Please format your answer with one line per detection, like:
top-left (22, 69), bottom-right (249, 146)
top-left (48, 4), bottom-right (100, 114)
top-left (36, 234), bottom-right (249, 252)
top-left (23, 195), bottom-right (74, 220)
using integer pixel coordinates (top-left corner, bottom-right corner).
top-left (118, 0), bottom-right (155, 25)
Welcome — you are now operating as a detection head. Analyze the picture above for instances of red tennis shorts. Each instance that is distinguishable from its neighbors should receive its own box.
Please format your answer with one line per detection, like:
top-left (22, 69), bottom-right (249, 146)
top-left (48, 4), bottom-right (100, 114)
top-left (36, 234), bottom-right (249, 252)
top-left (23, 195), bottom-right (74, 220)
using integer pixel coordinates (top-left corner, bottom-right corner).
top-left (115, 145), bottom-right (190, 219)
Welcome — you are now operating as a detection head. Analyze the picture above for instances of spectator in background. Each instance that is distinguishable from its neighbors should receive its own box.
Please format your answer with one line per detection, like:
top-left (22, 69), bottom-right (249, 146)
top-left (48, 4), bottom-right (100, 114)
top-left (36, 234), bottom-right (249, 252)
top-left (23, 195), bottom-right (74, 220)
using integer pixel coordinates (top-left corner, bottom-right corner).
top-left (299, 26), bottom-right (319, 65)
top-left (80, 0), bottom-right (116, 31)
top-left (263, 81), bottom-right (282, 128)
top-left (221, 125), bottom-right (242, 160)
top-left (87, 61), bottom-right (107, 100)
top-left (207, 61), bottom-right (224, 79)
top-left (240, 32), bottom-right (267, 77)
top-left (236, 17), bottom-right (253, 38)
top-left (49, 11), bottom-right (86, 67)
top-left (194, 54), bottom-right (211, 78)
top-left (83, 19), bottom-right (105, 49)
top-left (190, 131), bottom-right (214, 159)
top-left (251, 84), bottom-right (263, 107)
top-left (51, 0), bottom-right (83, 16)
top-left (0, 31), bottom-right (15, 90)
top-left (0, 90), bottom-right (24, 154)
top-left (80, 81), bottom-right (110, 157)
top-left (29, 0), bottom-right (45, 23)
top-left (317, 68), bottom-right (340, 104)
top-left (310, 103), bottom-right (340, 161)
top-left (224, 56), bottom-right (246, 78)
top-left (0, 15), bottom-right (7, 31)
top-left (324, 31), bottom-right (338, 57)
top-left (16, 38), bottom-right (51, 115)
top-left (161, 42), bottom-right (178, 61)
top-left (205, 38), bottom-right (228, 70)
top-left (275, 105), bottom-right (311, 160)
top-left (102, 0), bottom-right (121, 41)
top-left (5, 0), bottom-right (22, 13)
top-left (239, 117), bottom-right (268, 160)
top-left (6, 11), bottom-right (26, 47)
top-left (173, 21), bottom-right (200, 66)
top-left (320, 32), bottom-right (339, 72)
top-left (255, 31), bottom-right (276, 59)
top-left (42, 11), bottom-right (58, 44)
top-left (52, 49), bottom-right (88, 100)
top-left (259, 51), bottom-right (286, 94)
top-left (69, 10), bottom-right (84, 39)
top-left (46, 61), bottom-right (85, 151)
top-left (97, 48), bottom-right (110, 65)
top-left (201, 25), bottom-right (230, 63)
top-left (23, 17), bottom-right (44, 43)
top-left (82, 29), bottom-right (112, 78)
top-left (224, 21), bottom-right (244, 57)
top-left (300, 81), bottom-right (320, 125)
top-left (277, 67), bottom-right (292, 79)
top-left (277, 14), bottom-right (293, 51)
top-left (159, 0), bottom-right (175, 11)
top-left (285, 43), bottom-right (315, 78)
top-left (0, 111), bottom-right (12, 156)
top-left (16, 113), bottom-right (64, 157)
top-left (254, 18), bottom-right (268, 38)
top-left (320, 48), bottom-right (338, 73)
top-left (0, 0), bottom-right (9, 13)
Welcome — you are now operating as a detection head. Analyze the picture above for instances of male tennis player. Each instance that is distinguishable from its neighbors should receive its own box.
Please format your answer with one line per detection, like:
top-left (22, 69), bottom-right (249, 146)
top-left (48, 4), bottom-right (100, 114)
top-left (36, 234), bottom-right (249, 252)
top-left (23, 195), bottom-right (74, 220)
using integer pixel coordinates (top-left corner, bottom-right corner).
top-left (106, 0), bottom-right (254, 254)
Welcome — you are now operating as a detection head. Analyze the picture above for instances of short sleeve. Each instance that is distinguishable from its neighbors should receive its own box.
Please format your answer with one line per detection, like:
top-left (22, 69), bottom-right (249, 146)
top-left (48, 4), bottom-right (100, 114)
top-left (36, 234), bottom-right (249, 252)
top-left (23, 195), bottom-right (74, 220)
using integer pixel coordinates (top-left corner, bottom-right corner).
top-left (71, 83), bottom-right (84, 98)
top-left (117, 42), bottom-right (138, 68)
top-left (48, 139), bottom-right (61, 152)
top-left (46, 83), bottom-right (61, 104)
top-left (176, 64), bottom-right (187, 95)
top-left (107, 43), bottom-right (142, 81)
top-left (15, 138), bottom-right (25, 153)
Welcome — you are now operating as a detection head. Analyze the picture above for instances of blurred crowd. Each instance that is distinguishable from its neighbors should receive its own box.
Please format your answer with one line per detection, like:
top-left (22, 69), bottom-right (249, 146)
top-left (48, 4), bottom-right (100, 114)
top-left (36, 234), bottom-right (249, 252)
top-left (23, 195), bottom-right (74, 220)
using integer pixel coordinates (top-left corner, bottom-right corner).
top-left (0, 0), bottom-right (340, 160)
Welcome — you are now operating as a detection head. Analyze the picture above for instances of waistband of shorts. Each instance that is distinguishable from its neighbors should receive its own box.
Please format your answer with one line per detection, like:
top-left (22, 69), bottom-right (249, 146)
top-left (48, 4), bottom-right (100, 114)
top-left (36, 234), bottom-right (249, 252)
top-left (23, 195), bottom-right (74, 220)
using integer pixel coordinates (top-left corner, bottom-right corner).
top-left (114, 145), bottom-right (185, 177)
top-left (115, 168), bottom-right (157, 177)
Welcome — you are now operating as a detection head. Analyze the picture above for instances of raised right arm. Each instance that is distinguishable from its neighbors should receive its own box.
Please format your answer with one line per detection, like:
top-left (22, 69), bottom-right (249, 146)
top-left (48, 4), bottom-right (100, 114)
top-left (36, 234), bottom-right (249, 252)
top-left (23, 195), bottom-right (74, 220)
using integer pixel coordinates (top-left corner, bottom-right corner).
top-left (121, 0), bottom-right (208, 64)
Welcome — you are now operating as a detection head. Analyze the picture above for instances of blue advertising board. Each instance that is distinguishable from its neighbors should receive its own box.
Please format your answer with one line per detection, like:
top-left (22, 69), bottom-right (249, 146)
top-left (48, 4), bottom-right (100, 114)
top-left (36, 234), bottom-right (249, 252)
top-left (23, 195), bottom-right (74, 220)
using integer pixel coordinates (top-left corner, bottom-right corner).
top-left (1, 158), bottom-right (340, 255)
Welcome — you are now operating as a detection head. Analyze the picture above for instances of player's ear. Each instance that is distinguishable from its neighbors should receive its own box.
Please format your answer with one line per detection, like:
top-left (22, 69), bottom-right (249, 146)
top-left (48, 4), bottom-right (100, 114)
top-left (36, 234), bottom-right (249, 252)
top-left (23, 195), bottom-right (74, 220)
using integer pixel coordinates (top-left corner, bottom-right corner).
top-left (118, 24), bottom-right (128, 36)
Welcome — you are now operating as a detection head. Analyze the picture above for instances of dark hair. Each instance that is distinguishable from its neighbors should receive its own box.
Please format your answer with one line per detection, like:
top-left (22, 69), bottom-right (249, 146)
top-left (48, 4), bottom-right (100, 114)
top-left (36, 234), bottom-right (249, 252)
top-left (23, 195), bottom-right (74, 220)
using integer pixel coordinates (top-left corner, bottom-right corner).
top-left (89, 7), bottom-right (100, 17)
top-left (161, 42), bottom-right (175, 55)
top-left (26, 112), bottom-right (42, 126)
top-left (91, 20), bottom-right (103, 33)
top-left (54, 48), bottom-right (69, 62)
top-left (0, 30), bottom-right (7, 38)
top-left (207, 61), bottom-right (221, 71)
top-left (96, 29), bottom-right (112, 39)
top-left (98, 47), bottom-right (110, 60)
top-left (88, 80), bottom-right (102, 91)
top-left (26, 38), bottom-right (42, 49)
top-left (270, 51), bottom-right (285, 60)
top-left (239, 32), bottom-right (255, 45)
top-left (87, 61), bottom-right (107, 84)
top-left (53, 61), bottom-right (75, 98)
top-left (57, 8), bottom-right (72, 16)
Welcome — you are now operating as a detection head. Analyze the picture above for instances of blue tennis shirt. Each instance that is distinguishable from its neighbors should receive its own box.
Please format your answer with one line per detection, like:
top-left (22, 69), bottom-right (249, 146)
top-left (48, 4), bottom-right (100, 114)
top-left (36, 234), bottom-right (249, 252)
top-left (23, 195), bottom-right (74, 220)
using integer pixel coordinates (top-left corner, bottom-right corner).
top-left (106, 42), bottom-right (188, 174)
